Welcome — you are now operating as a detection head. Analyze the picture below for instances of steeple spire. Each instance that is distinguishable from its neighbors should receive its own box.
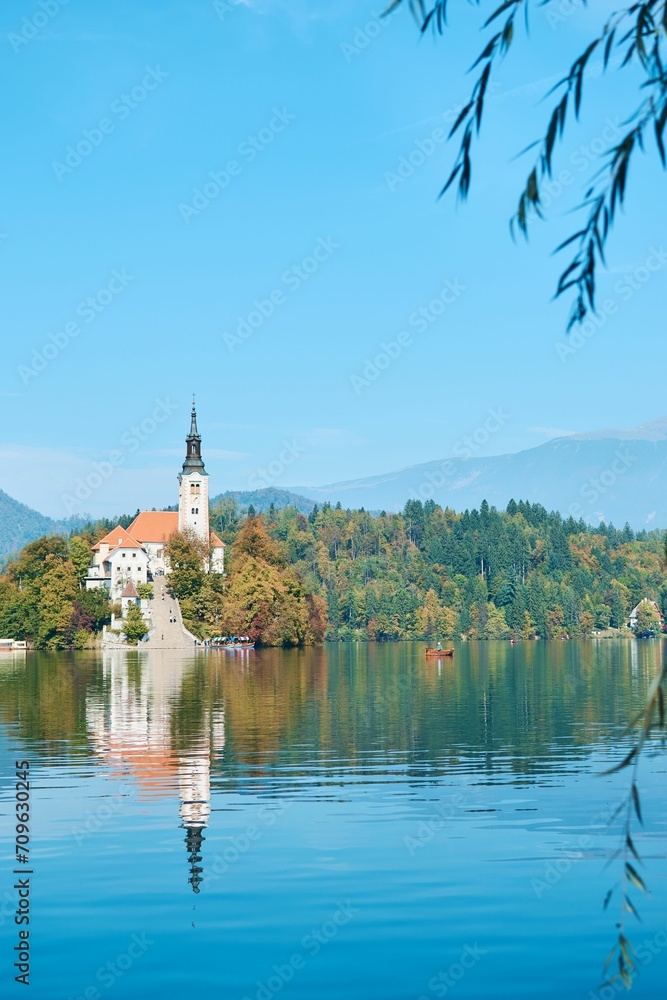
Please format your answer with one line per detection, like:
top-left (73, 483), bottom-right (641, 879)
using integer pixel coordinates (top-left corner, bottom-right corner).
top-left (184, 826), bottom-right (205, 894)
top-left (181, 397), bottom-right (206, 475)
top-left (190, 395), bottom-right (199, 437)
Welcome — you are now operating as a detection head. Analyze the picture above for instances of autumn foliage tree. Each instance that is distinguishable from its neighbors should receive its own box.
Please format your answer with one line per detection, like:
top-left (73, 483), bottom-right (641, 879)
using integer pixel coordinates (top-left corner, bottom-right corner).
top-left (165, 530), bottom-right (208, 598)
top-left (220, 515), bottom-right (327, 646)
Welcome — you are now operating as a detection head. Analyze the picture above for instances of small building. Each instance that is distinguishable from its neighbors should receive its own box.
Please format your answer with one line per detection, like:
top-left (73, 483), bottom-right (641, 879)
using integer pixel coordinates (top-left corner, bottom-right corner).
top-left (120, 579), bottom-right (141, 618)
top-left (86, 525), bottom-right (150, 597)
top-left (628, 599), bottom-right (663, 630)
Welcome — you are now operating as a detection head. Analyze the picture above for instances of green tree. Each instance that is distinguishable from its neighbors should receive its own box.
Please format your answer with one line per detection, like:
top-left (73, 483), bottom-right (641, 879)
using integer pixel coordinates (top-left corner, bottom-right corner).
top-left (35, 555), bottom-right (79, 649)
top-left (123, 604), bottom-right (148, 645)
top-left (634, 599), bottom-right (661, 634)
top-left (68, 536), bottom-right (92, 588)
top-left (220, 516), bottom-right (326, 646)
top-left (166, 530), bottom-right (207, 598)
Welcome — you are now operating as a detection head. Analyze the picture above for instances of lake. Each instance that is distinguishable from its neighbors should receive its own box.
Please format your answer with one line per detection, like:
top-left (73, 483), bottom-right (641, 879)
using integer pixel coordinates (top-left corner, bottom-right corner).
top-left (1, 641), bottom-right (666, 999)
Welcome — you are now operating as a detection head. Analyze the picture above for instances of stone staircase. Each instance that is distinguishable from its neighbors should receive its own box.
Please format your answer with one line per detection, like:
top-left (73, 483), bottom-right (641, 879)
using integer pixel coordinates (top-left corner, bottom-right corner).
top-left (143, 585), bottom-right (198, 650)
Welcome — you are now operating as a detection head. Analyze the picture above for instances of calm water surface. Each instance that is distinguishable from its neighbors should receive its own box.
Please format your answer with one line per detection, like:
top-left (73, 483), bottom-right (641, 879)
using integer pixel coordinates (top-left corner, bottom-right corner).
top-left (1, 641), bottom-right (666, 999)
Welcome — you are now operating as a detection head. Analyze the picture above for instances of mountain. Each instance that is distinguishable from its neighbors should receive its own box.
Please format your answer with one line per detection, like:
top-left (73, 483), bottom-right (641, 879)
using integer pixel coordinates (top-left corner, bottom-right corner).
top-left (210, 487), bottom-right (316, 516)
top-left (2, 418), bottom-right (666, 560)
top-left (0, 490), bottom-right (88, 563)
top-left (292, 419), bottom-right (667, 529)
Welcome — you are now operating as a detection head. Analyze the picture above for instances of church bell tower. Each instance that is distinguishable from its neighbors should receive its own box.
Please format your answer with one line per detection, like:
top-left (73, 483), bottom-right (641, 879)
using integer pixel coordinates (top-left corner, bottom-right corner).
top-left (178, 399), bottom-right (210, 543)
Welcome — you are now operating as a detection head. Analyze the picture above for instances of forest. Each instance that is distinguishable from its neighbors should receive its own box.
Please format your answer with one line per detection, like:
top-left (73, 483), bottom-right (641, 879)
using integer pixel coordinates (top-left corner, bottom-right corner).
top-left (0, 497), bottom-right (664, 648)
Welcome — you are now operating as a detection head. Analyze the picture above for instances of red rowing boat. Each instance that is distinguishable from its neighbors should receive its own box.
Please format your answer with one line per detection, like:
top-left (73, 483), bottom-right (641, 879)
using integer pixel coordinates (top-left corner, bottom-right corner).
top-left (425, 647), bottom-right (454, 658)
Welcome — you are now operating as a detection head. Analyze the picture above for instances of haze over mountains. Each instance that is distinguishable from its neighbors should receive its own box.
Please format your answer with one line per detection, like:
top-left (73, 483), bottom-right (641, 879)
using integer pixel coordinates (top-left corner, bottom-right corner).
top-left (2, 418), bottom-right (666, 561)
top-left (292, 418), bottom-right (667, 529)
top-left (0, 490), bottom-right (86, 562)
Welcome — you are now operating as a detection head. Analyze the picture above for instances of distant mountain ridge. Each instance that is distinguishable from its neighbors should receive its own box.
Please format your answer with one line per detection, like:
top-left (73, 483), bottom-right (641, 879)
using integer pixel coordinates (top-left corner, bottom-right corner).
top-left (571, 416), bottom-right (667, 442)
top-left (0, 487), bottom-right (316, 563)
top-left (0, 490), bottom-right (87, 563)
top-left (2, 418), bottom-right (666, 560)
top-left (292, 418), bottom-right (667, 529)
top-left (210, 487), bottom-right (316, 515)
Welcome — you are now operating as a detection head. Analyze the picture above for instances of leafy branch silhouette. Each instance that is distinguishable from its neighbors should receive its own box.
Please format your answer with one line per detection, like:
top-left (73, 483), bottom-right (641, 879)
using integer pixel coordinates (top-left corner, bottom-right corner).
top-left (386, 0), bottom-right (667, 329)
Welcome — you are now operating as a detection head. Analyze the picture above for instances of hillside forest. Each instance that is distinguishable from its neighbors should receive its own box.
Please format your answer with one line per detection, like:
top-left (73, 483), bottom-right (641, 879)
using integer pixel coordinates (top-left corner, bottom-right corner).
top-left (0, 498), bottom-right (664, 649)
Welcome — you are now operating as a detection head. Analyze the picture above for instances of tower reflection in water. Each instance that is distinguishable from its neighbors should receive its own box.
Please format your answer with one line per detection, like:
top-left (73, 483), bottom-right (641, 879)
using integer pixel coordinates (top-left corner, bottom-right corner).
top-left (86, 651), bottom-right (224, 893)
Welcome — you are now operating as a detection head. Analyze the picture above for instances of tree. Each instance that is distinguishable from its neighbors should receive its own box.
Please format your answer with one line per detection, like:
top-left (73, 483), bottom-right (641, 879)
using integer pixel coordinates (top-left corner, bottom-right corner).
top-left (35, 555), bottom-right (79, 649)
top-left (485, 603), bottom-right (510, 639)
top-left (633, 598), bottom-right (661, 634)
top-left (220, 516), bottom-right (326, 646)
top-left (166, 531), bottom-right (207, 598)
top-left (123, 604), bottom-right (148, 645)
top-left (579, 610), bottom-right (596, 635)
top-left (390, 0), bottom-right (667, 330)
top-left (136, 583), bottom-right (154, 600)
top-left (68, 536), bottom-right (92, 588)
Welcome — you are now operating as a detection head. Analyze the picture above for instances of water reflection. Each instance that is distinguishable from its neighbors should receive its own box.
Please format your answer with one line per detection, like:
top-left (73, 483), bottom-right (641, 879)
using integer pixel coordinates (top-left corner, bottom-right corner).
top-left (1, 641), bottom-right (663, 780)
top-left (86, 652), bottom-right (227, 892)
top-left (0, 641), bottom-right (665, 999)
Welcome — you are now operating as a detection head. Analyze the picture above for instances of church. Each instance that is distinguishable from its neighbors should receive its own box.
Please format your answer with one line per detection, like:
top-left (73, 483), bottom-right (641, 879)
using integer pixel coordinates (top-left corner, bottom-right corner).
top-left (86, 402), bottom-right (224, 593)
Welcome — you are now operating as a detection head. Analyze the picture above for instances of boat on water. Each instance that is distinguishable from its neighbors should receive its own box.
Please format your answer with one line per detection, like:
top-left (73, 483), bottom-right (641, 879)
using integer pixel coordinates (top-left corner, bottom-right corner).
top-left (425, 647), bottom-right (454, 658)
top-left (0, 639), bottom-right (28, 652)
top-left (209, 636), bottom-right (255, 650)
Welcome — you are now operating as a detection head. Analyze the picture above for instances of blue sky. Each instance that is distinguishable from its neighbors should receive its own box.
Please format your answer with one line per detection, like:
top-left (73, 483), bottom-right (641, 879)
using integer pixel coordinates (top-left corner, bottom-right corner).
top-left (1, 0), bottom-right (666, 518)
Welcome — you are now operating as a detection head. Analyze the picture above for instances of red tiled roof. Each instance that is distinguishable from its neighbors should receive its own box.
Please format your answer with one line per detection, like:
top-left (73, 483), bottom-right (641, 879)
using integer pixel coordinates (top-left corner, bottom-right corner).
top-left (121, 580), bottom-right (139, 598)
top-left (210, 532), bottom-right (225, 548)
top-left (93, 525), bottom-right (144, 551)
top-left (128, 511), bottom-right (179, 544)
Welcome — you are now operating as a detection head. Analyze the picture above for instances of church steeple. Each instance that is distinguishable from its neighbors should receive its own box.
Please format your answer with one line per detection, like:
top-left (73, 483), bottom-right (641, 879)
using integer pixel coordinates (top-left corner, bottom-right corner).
top-left (184, 826), bottom-right (205, 894)
top-left (178, 395), bottom-right (211, 543)
top-left (181, 396), bottom-right (207, 476)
